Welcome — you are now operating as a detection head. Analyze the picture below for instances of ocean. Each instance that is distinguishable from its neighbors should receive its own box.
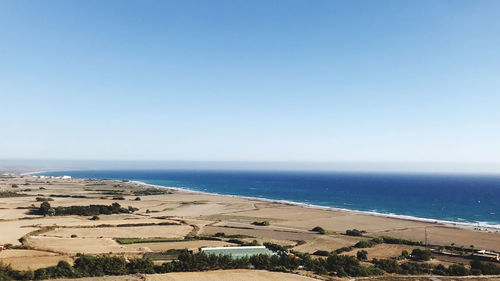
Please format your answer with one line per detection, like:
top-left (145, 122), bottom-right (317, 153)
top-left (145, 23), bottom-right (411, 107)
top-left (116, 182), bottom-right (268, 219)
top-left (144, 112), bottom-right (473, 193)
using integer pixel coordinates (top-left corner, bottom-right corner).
top-left (39, 170), bottom-right (500, 229)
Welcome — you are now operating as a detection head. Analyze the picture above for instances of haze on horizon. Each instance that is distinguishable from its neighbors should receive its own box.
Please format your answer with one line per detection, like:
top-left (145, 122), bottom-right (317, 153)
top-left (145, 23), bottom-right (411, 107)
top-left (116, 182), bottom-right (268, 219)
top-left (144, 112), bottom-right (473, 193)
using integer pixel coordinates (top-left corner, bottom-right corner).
top-left (1, 1), bottom-right (500, 172)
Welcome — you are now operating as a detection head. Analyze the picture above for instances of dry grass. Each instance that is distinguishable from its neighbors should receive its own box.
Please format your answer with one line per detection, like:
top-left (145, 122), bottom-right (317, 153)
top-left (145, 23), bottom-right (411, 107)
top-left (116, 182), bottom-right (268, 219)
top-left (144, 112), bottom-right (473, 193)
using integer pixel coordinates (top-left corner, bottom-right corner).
top-left (41, 224), bottom-right (192, 239)
top-left (0, 249), bottom-right (73, 270)
top-left (50, 270), bottom-right (321, 281)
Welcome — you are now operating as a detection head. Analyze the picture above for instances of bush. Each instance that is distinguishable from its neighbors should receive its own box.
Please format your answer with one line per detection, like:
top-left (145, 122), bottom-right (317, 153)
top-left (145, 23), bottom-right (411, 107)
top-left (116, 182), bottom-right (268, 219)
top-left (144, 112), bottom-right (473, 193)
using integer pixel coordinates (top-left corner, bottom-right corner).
top-left (73, 254), bottom-right (127, 276)
top-left (400, 250), bottom-right (410, 259)
top-left (0, 273), bottom-right (11, 281)
top-left (334, 246), bottom-right (353, 254)
top-left (264, 242), bottom-right (287, 252)
top-left (354, 240), bottom-right (375, 248)
top-left (36, 197), bottom-right (53, 202)
top-left (127, 258), bottom-right (155, 274)
top-left (411, 248), bottom-right (432, 261)
top-left (311, 226), bottom-right (326, 234)
top-left (252, 221), bottom-right (270, 226)
top-left (39, 202), bottom-right (54, 216)
top-left (313, 250), bottom-right (330, 256)
top-left (227, 239), bottom-right (245, 245)
top-left (133, 189), bottom-right (167, 196)
top-left (357, 250), bottom-right (368, 261)
top-left (90, 215), bottom-right (100, 221)
top-left (378, 236), bottom-right (423, 246)
top-left (346, 229), bottom-right (365, 236)
top-left (470, 259), bottom-right (500, 275)
top-left (447, 264), bottom-right (470, 276)
top-left (0, 192), bottom-right (22, 198)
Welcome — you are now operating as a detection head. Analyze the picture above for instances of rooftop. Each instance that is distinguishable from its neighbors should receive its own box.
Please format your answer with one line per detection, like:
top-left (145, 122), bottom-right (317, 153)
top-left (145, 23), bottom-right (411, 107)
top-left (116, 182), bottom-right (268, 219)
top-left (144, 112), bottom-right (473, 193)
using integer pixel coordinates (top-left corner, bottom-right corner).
top-left (200, 246), bottom-right (274, 259)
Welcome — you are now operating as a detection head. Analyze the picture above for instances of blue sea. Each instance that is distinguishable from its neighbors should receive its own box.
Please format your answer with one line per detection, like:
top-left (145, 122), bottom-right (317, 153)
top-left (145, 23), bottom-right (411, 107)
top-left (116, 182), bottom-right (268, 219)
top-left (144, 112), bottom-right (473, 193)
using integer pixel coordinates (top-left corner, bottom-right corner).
top-left (39, 170), bottom-right (500, 228)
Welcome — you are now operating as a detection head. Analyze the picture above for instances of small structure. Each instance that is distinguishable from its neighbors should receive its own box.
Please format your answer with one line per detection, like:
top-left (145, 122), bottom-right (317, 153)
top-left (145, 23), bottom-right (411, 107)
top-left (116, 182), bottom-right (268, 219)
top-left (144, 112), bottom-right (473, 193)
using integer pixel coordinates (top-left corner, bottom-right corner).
top-left (200, 246), bottom-right (274, 259)
top-left (476, 250), bottom-right (500, 261)
top-left (187, 247), bottom-right (200, 254)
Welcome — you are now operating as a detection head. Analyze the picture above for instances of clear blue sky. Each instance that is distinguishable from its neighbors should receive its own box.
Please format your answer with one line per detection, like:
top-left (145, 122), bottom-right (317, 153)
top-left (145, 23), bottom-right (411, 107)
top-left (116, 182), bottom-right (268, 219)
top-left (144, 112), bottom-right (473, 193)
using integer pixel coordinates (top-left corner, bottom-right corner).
top-left (1, 1), bottom-right (499, 167)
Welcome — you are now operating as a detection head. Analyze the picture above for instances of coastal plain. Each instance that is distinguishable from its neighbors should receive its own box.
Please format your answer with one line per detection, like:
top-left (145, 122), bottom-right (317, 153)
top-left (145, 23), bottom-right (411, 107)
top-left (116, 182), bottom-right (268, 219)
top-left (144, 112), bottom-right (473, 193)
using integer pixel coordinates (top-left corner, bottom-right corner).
top-left (1, 175), bottom-right (500, 280)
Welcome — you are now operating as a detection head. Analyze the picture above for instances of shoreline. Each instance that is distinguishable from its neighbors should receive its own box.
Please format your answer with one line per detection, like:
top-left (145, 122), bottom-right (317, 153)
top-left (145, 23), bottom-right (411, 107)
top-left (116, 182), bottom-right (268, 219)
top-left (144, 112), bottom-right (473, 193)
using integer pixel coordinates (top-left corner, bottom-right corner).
top-left (31, 169), bottom-right (500, 231)
top-left (130, 179), bottom-right (500, 231)
top-left (3, 172), bottom-right (500, 271)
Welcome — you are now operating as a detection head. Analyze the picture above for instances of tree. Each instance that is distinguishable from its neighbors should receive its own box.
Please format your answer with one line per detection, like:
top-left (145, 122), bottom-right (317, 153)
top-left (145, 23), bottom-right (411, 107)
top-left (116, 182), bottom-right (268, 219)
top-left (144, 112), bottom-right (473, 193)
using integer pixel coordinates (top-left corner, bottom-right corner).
top-left (127, 258), bottom-right (155, 274)
top-left (53, 261), bottom-right (74, 278)
top-left (411, 249), bottom-right (432, 261)
top-left (40, 202), bottom-right (52, 216)
top-left (400, 250), bottom-right (409, 259)
top-left (357, 250), bottom-right (368, 261)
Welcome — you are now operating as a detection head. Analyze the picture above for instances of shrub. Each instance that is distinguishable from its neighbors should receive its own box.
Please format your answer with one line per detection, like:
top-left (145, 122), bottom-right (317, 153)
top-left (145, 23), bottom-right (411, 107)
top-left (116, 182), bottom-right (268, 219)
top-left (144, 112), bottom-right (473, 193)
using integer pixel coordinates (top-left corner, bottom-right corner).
top-left (133, 189), bottom-right (167, 196)
top-left (227, 239), bottom-right (245, 245)
top-left (127, 258), bottom-right (155, 274)
top-left (36, 197), bottom-right (53, 202)
top-left (0, 192), bottom-right (21, 198)
top-left (73, 254), bottom-right (127, 276)
top-left (354, 240), bottom-right (375, 248)
top-left (411, 248), bottom-right (432, 261)
top-left (39, 202), bottom-right (54, 216)
top-left (447, 264), bottom-right (469, 276)
top-left (470, 259), bottom-right (500, 275)
top-left (346, 229), bottom-right (365, 236)
top-left (0, 273), bottom-right (11, 281)
top-left (400, 250), bottom-right (410, 259)
top-left (252, 221), bottom-right (270, 226)
top-left (378, 236), bottom-right (423, 246)
top-left (334, 246), bottom-right (353, 254)
top-left (357, 250), bottom-right (368, 261)
top-left (311, 226), bottom-right (326, 234)
top-left (313, 250), bottom-right (330, 256)
top-left (264, 242), bottom-right (287, 252)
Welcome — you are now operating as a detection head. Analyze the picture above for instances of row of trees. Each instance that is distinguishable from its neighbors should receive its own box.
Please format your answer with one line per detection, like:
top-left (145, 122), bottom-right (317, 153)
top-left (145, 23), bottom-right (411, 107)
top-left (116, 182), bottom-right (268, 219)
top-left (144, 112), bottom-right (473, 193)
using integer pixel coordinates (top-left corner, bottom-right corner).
top-left (39, 202), bottom-right (137, 216)
top-left (0, 252), bottom-right (299, 280)
top-left (1, 250), bottom-right (499, 280)
top-left (373, 255), bottom-right (500, 276)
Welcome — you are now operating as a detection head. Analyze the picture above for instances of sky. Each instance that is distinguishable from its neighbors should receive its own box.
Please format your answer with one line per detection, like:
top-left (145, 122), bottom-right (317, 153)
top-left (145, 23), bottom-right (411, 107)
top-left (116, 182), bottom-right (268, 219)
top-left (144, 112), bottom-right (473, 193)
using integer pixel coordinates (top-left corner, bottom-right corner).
top-left (1, 1), bottom-right (500, 171)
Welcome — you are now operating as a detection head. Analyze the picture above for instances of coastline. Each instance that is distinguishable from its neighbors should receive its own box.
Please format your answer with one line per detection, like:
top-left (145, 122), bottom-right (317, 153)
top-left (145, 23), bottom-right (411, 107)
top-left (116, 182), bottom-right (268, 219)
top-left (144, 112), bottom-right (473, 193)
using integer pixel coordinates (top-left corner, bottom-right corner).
top-left (130, 179), bottom-right (500, 231)
top-left (31, 169), bottom-right (500, 231)
top-left (3, 172), bottom-right (500, 270)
